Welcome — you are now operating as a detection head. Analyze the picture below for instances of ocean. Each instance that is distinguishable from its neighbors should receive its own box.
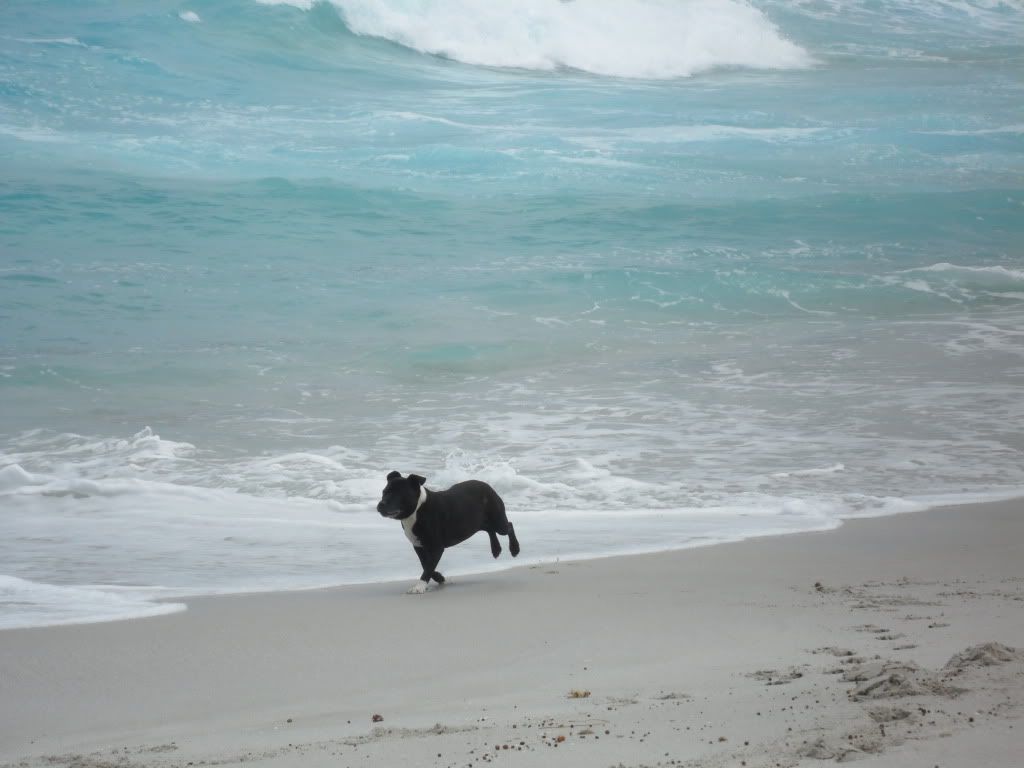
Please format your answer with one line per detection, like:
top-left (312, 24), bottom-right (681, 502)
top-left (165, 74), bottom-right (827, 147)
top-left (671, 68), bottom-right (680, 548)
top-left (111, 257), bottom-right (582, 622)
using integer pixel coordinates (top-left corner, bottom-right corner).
top-left (2, 0), bottom-right (1023, 629)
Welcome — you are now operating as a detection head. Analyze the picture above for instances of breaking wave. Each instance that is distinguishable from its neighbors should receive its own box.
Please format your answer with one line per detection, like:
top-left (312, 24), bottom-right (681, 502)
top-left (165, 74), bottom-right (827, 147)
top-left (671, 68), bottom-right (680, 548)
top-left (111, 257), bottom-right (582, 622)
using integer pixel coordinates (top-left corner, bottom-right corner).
top-left (257, 0), bottom-right (812, 78)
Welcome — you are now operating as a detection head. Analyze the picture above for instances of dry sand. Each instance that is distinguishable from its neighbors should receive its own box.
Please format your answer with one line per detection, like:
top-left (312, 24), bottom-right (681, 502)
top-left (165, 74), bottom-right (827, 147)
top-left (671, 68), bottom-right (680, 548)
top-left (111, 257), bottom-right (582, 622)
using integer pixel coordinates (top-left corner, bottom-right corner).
top-left (1, 499), bottom-right (1022, 767)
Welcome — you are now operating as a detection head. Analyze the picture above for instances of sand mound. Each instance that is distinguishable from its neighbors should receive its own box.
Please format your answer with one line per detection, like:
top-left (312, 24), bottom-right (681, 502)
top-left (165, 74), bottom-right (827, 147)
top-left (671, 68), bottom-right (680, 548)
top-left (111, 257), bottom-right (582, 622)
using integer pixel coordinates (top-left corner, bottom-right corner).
top-left (944, 642), bottom-right (1023, 672)
top-left (844, 660), bottom-right (964, 701)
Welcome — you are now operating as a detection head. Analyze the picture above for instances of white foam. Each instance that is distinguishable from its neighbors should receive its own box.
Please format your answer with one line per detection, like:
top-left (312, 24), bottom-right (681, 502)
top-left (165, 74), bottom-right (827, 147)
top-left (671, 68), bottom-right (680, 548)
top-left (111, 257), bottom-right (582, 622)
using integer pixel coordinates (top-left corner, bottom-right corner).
top-left (772, 463), bottom-right (845, 478)
top-left (14, 37), bottom-right (88, 47)
top-left (259, 0), bottom-right (812, 78)
top-left (0, 575), bottom-right (185, 630)
top-left (6, 408), bottom-right (1024, 630)
top-left (0, 123), bottom-right (70, 144)
top-left (916, 124), bottom-right (1024, 136)
top-left (0, 464), bottom-right (44, 492)
top-left (898, 263), bottom-right (1024, 282)
top-left (765, 288), bottom-right (835, 315)
top-left (898, 278), bottom-right (962, 303)
top-left (621, 125), bottom-right (824, 143)
top-left (773, 0), bottom-right (1024, 35)
top-left (179, 10), bottom-right (202, 24)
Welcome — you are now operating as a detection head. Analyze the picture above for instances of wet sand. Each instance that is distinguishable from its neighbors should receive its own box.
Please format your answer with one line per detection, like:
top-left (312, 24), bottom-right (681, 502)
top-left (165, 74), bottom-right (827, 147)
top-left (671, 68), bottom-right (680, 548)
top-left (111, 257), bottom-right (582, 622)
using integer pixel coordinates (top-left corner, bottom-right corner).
top-left (1, 499), bottom-right (1021, 767)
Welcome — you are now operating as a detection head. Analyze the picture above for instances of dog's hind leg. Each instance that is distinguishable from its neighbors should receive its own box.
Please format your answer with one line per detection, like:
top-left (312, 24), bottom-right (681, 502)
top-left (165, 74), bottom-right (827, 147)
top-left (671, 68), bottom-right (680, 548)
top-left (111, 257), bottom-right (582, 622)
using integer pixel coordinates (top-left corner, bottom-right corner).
top-left (489, 521), bottom-right (520, 558)
top-left (487, 491), bottom-right (520, 558)
top-left (488, 530), bottom-right (501, 558)
top-left (506, 521), bottom-right (520, 557)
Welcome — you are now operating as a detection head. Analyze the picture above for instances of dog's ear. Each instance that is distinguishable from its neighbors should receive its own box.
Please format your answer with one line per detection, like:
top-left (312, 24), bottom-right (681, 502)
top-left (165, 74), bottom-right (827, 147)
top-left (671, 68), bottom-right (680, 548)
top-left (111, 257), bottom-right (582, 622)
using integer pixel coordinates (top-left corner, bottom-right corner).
top-left (386, 470), bottom-right (401, 481)
top-left (408, 474), bottom-right (426, 487)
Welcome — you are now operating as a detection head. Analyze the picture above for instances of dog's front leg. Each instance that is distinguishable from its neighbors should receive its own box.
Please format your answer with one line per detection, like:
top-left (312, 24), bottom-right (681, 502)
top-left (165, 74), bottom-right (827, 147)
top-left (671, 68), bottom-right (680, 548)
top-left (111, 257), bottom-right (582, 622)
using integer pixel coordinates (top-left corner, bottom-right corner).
top-left (408, 546), bottom-right (443, 594)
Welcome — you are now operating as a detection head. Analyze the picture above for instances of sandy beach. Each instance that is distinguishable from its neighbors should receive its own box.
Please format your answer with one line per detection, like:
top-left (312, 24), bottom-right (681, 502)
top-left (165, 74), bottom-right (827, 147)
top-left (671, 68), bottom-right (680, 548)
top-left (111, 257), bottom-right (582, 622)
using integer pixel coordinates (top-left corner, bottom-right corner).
top-left (5, 4), bottom-right (1023, 767)
top-left (1, 499), bottom-right (1021, 768)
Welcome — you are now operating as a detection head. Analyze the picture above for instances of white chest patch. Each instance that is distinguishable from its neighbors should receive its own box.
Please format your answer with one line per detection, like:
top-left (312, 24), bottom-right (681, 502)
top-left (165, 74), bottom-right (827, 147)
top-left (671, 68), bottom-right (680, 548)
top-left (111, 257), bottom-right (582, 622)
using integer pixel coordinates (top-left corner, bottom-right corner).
top-left (401, 513), bottom-right (421, 547)
top-left (400, 486), bottom-right (428, 548)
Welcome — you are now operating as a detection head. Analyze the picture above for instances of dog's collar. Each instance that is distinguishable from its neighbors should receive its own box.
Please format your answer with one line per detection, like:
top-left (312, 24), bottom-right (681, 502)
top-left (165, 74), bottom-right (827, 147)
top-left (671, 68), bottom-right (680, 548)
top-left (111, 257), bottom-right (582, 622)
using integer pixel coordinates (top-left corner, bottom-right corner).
top-left (414, 485), bottom-right (428, 513)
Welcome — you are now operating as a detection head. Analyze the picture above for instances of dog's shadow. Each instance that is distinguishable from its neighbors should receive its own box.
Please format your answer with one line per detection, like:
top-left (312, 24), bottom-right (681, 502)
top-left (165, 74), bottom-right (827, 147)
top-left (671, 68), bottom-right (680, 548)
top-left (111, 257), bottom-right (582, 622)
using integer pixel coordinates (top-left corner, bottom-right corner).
top-left (419, 575), bottom-right (519, 595)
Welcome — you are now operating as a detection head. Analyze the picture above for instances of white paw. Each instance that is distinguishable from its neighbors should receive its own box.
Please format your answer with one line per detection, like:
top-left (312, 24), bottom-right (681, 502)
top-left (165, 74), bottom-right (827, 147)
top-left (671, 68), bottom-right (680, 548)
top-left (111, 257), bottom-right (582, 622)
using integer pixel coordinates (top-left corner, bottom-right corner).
top-left (406, 581), bottom-right (428, 594)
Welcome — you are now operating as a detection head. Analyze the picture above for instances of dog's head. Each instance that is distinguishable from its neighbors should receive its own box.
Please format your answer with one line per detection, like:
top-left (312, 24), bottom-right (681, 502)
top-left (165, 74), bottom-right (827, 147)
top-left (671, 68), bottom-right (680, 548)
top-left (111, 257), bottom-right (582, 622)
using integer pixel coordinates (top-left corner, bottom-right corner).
top-left (376, 471), bottom-right (426, 519)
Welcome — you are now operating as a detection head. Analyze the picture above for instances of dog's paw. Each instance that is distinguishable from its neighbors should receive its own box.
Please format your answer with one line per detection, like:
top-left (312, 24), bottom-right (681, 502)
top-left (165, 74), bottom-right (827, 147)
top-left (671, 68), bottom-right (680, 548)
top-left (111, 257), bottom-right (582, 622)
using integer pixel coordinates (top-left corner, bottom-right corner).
top-left (406, 581), bottom-right (428, 595)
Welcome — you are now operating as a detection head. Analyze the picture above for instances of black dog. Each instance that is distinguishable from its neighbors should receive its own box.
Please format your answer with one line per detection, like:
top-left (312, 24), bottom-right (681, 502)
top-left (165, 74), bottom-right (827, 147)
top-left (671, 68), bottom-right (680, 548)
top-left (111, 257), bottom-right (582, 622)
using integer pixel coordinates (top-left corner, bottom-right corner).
top-left (376, 471), bottom-right (520, 593)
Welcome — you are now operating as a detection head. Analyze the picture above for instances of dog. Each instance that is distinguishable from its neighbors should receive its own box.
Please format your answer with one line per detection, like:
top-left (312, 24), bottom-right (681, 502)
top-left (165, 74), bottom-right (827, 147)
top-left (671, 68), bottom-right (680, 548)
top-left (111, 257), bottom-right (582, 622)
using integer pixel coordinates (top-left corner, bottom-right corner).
top-left (376, 471), bottom-right (520, 594)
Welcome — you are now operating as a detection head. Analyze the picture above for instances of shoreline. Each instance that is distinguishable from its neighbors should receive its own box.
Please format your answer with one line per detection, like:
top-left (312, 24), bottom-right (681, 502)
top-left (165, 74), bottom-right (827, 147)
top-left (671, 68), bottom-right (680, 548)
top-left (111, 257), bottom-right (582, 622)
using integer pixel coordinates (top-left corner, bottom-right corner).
top-left (1, 497), bottom-right (1022, 767)
top-left (6, 486), bottom-right (1024, 633)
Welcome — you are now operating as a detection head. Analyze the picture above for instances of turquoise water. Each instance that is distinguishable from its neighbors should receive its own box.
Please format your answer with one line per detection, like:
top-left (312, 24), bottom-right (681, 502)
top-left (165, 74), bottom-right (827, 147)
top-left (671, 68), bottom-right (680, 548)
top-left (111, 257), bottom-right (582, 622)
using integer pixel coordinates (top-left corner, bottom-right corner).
top-left (2, 0), bottom-right (1023, 627)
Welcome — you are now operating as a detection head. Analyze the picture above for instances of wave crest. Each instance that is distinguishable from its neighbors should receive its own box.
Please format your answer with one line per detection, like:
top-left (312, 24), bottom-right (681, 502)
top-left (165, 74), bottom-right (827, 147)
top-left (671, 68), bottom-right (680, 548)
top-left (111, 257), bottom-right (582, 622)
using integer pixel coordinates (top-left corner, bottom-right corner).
top-left (259, 0), bottom-right (812, 78)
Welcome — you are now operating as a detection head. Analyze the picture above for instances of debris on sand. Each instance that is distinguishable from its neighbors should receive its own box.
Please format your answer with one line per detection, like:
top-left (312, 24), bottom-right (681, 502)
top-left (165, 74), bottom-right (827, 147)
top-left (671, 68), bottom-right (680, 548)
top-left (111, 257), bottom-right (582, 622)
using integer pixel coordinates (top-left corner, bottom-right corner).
top-left (748, 667), bottom-right (805, 686)
top-left (866, 705), bottom-right (915, 723)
